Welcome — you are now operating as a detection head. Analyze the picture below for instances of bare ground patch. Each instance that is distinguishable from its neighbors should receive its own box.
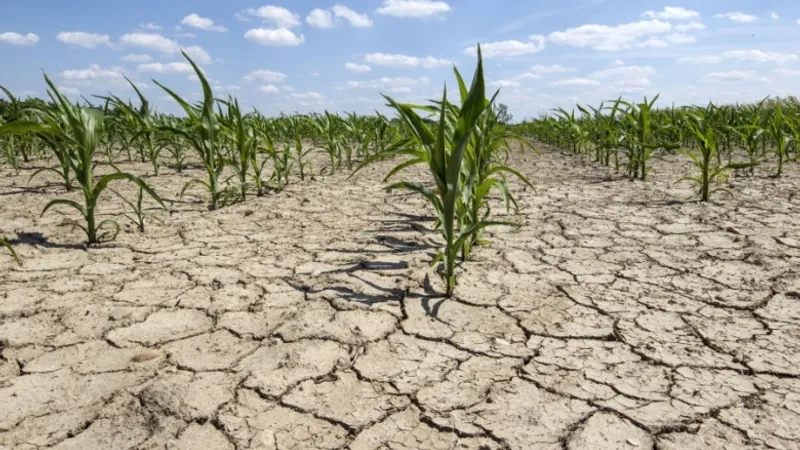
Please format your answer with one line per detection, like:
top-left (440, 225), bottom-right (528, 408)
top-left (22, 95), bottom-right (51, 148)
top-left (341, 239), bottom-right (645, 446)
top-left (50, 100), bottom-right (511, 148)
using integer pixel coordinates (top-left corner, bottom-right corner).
top-left (1, 149), bottom-right (799, 449)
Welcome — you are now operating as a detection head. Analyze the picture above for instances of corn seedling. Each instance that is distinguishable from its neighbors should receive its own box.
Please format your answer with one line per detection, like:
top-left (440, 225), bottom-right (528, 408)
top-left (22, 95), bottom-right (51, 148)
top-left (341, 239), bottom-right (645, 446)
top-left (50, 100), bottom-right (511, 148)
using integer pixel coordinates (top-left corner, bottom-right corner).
top-left (220, 97), bottom-right (258, 201)
top-left (680, 107), bottom-right (756, 201)
top-left (0, 75), bottom-right (164, 243)
top-left (105, 78), bottom-right (164, 175)
top-left (111, 184), bottom-right (164, 233)
top-left (358, 47), bottom-right (507, 296)
top-left (155, 51), bottom-right (225, 209)
top-left (766, 103), bottom-right (794, 177)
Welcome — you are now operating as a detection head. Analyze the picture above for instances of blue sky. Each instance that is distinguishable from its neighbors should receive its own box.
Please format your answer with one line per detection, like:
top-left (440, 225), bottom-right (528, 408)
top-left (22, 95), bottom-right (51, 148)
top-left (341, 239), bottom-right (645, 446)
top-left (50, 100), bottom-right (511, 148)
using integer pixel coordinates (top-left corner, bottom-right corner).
top-left (2, 0), bottom-right (800, 120)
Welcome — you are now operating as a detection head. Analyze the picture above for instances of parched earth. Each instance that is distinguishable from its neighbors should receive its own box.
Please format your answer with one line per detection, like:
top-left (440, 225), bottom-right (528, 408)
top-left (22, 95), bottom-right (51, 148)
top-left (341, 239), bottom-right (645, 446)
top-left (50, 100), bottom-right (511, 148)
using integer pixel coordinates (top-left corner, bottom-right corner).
top-left (1, 147), bottom-right (799, 450)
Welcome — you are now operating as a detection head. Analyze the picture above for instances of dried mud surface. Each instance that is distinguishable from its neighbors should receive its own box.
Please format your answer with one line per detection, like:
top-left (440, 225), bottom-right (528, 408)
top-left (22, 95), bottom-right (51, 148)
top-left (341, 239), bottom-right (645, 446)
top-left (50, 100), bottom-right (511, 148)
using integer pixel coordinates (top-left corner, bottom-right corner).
top-left (1, 148), bottom-right (799, 450)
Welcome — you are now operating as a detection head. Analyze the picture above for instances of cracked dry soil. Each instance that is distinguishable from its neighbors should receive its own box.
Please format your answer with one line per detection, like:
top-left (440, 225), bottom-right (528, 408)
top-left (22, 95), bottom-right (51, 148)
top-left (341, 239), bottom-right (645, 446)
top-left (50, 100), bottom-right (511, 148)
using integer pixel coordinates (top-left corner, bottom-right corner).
top-left (1, 147), bottom-right (800, 450)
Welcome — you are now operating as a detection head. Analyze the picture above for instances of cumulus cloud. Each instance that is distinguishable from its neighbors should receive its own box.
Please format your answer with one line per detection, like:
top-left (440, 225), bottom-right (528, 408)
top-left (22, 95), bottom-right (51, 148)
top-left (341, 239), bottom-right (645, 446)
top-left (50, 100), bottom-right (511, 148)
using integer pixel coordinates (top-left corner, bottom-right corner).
top-left (332, 5), bottom-right (373, 27)
top-left (259, 84), bottom-right (280, 93)
top-left (528, 64), bottom-right (575, 74)
top-left (239, 6), bottom-right (300, 28)
top-left (674, 22), bottom-right (705, 32)
top-left (306, 9), bottom-right (334, 28)
top-left (376, 0), bottom-right (451, 18)
top-left (120, 33), bottom-right (180, 54)
top-left (245, 27), bottom-right (305, 46)
top-left (307, 5), bottom-right (372, 28)
top-left (242, 69), bottom-right (287, 82)
top-left (181, 14), bottom-right (228, 32)
top-left (490, 80), bottom-right (520, 88)
top-left (548, 20), bottom-right (672, 51)
top-left (137, 62), bottom-right (194, 73)
top-left (548, 78), bottom-right (601, 87)
top-left (704, 70), bottom-right (769, 82)
top-left (60, 64), bottom-right (125, 81)
top-left (642, 6), bottom-right (700, 20)
top-left (346, 76), bottom-right (429, 89)
top-left (723, 50), bottom-right (798, 64)
top-left (122, 53), bottom-right (153, 63)
top-left (365, 52), bottom-right (450, 68)
top-left (676, 55), bottom-right (722, 64)
top-left (56, 31), bottom-right (112, 49)
top-left (345, 62), bottom-right (371, 73)
top-left (464, 35), bottom-right (546, 58)
top-left (715, 12), bottom-right (758, 23)
top-left (0, 32), bottom-right (39, 46)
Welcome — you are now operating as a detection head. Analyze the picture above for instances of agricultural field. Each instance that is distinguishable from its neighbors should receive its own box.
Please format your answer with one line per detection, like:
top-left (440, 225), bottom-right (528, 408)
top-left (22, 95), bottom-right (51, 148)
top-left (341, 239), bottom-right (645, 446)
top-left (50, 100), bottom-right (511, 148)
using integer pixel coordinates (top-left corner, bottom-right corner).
top-left (1, 39), bottom-right (800, 450)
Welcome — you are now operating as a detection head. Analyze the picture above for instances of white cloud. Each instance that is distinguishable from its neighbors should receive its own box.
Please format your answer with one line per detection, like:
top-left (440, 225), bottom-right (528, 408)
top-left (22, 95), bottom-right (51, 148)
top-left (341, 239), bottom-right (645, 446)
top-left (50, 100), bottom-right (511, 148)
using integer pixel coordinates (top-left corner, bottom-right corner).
top-left (665, 33), bottom-right (695, 44)
top-left (390, 86), bottom-right (412, 93)
top-left (677, 55), bottom-right (722, 64)
top-left (638, 37), bottom-right (669, 48)
top-left (770, 12), bottom-right (780, 20)
top-left (0, 32), bottom-right (39, 46)
top-left (291, 91), bottom-right (324, 100)
top-left (715, 12), bottom-right (758, 23)
top-left (181, 14), bottom-right (228, 32)
top-left (183, 45), bottom-right (212, 64)
top-left (243, 69), bottom-right (287, 82)
top-left (120, 33), bottom-right (180, 54)
top-left (57, 86), bottom-right (81, 96)
top-left (259, 85), bottom-right (280, 94)
top-left (674, 21), bottom-right (705, 32)
top-left (244, 27), bottom-right (305, 46)
top-left (724, 50), bottom-right (798, 64)
top-left (140, 23), bottom-right (162, 30)
top-left (345, 62), bottom-right (371, 73)
top-left (548, 78), bottom-right (601, 87)
top-left (490, 80), bottom-right (520, 88)
top-left (590, 65), bottom-right (656, 80)
top-left (176, 32), bottom-right (197, 39)
top-left (240, 6), bottom-right (300, 28)
top-left (122, 53), bottom-right (153, 63)
top-left (517, 73), bottom-right (543, 80)
top-left (704, 70), bottom-right (768, 82)
top-left (464, 36), bottom-right (546, 58)
top-left (376, 0), bottom-right (451, 18)
top-left (346, 76), bottom-right (428, 89)
top-left (60, 64), bottom-right (125, 81)
top-left (306, 9), bottom-right (334, 28)
top-left (775, 68), bottom-right (800, 76)
top-left (307, 5), bottom-right (373, 28)
top-left (56, 31), bottom-right (112, 49)
top-left (528, 64), bottom-right (575, 74)
top-left (137, 62), bottom-right (194, 73)
top-left (214, 85), bottom-right (241, 92)
top-left (642, 6), bottom-right (700, 20)
top-left (613, 59), bottom-right (625, 65)
top-left (548, 20), bottom-right (672, 51)
top-left (364, 52), bottom-right (450, 68)
top-left (333, 5), bottom-right (373, 27)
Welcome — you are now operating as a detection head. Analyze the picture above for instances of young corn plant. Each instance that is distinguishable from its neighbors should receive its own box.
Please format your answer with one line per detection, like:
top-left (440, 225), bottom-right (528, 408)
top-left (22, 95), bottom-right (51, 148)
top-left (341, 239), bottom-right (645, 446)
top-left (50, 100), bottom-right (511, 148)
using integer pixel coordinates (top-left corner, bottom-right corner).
top-left (0, 75), bottom-right (164, 244)
top-left (155, 51), bottom-right (225, 209)
top-left (220, 97), bottom-right (258, 201)
top-left (315, 111), bottom-right (343, 174)
top-left (106, 78), bottom-right (164, 175)
top-left (458, 96), bottom-right (535, 259)
top-left (680, 108), bottom-right (755, 201)
top-left (766, 102), bottom-right (794, 177)
top-left (358, 47), bottom-right (494, 296)
top-left (615, 95), bottom-right (678, 181)
top-left (111, 185), bottom-right (164, 233)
